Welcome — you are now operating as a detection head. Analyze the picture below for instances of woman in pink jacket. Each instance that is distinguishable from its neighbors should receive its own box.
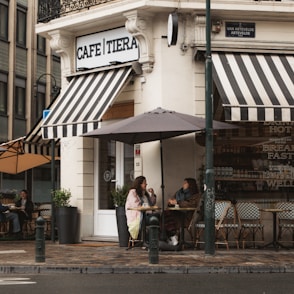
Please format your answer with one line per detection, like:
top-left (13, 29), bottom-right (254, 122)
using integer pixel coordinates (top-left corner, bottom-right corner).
top-left (125, 176), bottom-right (156, 240)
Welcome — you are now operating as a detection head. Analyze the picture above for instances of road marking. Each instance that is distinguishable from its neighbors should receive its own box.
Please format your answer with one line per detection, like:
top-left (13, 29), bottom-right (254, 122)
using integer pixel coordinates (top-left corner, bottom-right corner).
top-left (0, 277), bottom-right (36, 285)
top-left (0, 250), bottom-right (26, 254)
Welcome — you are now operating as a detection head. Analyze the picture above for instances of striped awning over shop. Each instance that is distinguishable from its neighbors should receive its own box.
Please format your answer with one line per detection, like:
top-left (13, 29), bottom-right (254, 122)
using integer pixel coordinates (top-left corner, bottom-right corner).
top-left (212, 53), bottom-right (294, 122)
top-left (41, 65), bottom-right (133, 139)
top-left (24, 118), bottom-right (60, 157)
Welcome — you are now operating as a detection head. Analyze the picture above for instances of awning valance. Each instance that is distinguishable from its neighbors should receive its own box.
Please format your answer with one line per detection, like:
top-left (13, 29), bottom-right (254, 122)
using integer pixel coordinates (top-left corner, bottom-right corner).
top-left (41, 65), bottom-right (133, 139)
top-left (212, 53), bottom-right (294, 122)
top-left (24, 119), bottom-right (60, 157)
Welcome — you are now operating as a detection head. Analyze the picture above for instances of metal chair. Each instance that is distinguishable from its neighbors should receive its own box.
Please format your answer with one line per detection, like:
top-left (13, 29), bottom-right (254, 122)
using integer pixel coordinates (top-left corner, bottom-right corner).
top-left (221, 204), bottom-right (240, 249)
top-left (195, 200), bottom-right (232, 250)
top-left (276, 202), bottom-right (294, 247)
top-left (0, 220), bottom-right (10, 237)
top-left (39, 203), bottom-right (52, 238)
top-left (236, 202), bottom-right (264, 249)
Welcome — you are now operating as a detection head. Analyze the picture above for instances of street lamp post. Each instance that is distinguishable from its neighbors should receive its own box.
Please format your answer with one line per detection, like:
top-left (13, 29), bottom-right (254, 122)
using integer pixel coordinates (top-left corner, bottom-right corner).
top-left (204, 0), bottom-right (215, 255)
top-left (35, 73), bottom-right (60, 243)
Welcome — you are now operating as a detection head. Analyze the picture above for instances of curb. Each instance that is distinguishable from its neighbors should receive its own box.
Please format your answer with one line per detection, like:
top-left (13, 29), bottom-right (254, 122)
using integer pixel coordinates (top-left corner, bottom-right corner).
top-left (1, 264), bottom-right (294, 274)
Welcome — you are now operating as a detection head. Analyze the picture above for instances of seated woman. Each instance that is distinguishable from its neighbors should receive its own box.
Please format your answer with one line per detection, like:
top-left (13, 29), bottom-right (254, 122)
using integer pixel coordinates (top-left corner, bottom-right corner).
top-left (164, 178), bottom-right (201, 246)
top-left (125, 176), bottom-right (156, 240)
top-left (15, 189), bottom-right (34, 232)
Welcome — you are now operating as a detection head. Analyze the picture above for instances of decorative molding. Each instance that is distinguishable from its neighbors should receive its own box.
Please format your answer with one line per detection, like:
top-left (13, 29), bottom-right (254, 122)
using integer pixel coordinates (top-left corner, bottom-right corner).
top-left (124, 10), bottom-right (154, 73)
top-left (194, 15), bottom-right (206, 45)
top-left (48, 30), bottom-right (75, 87)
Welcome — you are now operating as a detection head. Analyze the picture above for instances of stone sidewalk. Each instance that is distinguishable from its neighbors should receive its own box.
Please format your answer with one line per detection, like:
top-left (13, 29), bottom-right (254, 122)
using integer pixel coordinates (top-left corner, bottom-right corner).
top-left (0, 240), bottom-right (294, 274)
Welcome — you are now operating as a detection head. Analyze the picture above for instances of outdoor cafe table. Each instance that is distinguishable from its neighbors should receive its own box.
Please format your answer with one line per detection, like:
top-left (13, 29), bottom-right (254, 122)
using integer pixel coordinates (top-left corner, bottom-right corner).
top-left (166, 207), bottom-right (196, 250)
top-left (260, 208), bottom-right (291, 250)
top-left (128, 206), bottom-right (161, 247)
top-left (9, 206), bottom-right (49, 217)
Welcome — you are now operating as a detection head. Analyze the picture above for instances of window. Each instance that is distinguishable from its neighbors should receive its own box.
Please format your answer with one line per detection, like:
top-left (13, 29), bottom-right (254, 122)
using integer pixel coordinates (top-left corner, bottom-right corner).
top-left (15, 78), bottom-right (26, 119)
top-left (37, 35), bottom-right (46, 54)
top-left (0, 2), bottom-right (8, 40)
top-left (36, 83), bottom-right (46, 120)
top-left (0, 73), bottom-right (7, 114)
top-left (15, 86), bottom-right (26, 118)
top-left (16, 7), bottom-right (27, 46)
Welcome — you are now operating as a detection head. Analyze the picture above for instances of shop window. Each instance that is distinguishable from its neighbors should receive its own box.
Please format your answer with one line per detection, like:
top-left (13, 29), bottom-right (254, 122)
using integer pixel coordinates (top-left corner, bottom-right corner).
top-left (1, 172), bottom-right (25, 192)
top-left (199, 122), bottom-right (294, 202)
top-left (33, 164), bottom-right (60, 203)
top-left (0, 2), bottom-right (8, 40)
top-left (16, 7), bottom-right (27, 47)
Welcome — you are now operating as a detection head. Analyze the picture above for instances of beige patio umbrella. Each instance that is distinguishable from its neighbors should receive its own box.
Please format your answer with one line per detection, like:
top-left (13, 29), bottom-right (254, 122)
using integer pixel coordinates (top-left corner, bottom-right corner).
top-left (0, 137), bottom-right (52, 174)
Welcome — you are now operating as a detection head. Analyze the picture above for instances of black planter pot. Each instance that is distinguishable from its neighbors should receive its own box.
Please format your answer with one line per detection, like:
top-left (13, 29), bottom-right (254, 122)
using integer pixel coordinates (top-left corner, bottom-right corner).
top-left (56, 206), bottom-right (78, 244)
top-left (115, 206), bottom-right (129, 247)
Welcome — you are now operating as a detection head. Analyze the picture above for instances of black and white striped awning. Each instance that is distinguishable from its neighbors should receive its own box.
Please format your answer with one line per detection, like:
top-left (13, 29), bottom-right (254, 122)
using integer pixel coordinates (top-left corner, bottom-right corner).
top-left (212, 53), bottom-right (294, 122)
top-left (41, 66), bottom-right (133, 139)
top-left (24, 118), bottom-right (60, 157)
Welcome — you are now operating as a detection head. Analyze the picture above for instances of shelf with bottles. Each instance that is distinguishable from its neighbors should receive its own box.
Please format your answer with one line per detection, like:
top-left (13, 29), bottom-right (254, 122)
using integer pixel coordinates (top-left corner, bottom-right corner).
top-left (215, 167), bottom-right (264, 179)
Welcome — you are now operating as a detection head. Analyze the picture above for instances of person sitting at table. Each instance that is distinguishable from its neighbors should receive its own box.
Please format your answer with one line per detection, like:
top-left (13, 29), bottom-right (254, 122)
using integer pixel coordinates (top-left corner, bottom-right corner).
top-left (14, 189), bottom-right (34, 232)
top-left (164, 177), bottom-right (202, 246)
top-left (0, 201), bottom-right (21, 237)
top-left (125, 176), bottom-right (157, 240)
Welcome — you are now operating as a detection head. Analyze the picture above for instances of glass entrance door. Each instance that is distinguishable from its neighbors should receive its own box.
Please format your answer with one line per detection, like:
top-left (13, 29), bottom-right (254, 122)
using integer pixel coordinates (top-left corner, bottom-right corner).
top-left (94, 140), bottom-right (134, 238)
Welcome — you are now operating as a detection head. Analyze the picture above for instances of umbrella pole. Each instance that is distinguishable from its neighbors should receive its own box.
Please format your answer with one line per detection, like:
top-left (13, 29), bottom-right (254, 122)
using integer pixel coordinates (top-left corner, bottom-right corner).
top-left (159, 140), bottom-right (167, 241)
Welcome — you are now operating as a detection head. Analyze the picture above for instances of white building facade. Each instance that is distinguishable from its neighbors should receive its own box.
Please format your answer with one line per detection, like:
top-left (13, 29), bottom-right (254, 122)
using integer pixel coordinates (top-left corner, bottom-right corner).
top-left (36, 0), bottom-right (294, 241)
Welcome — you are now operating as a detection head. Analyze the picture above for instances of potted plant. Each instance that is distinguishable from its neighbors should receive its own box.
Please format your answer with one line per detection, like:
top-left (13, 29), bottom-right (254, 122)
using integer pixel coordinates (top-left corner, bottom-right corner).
top-left (111, 185), bottom-right (129, 247)
top-left (52, 188), bottom-right (78, 244)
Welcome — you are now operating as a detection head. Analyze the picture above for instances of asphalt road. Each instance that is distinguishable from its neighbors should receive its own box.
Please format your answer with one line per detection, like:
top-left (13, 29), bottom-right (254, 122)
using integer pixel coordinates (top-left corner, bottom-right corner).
top-left (0, 273), bottom-right (293, 294)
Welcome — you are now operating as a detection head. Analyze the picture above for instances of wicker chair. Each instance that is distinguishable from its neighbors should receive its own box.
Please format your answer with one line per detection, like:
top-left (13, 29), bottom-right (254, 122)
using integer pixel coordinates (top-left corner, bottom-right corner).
top-left (276, 202), bottom-right (294, 247)
top-left (195, 200), bottom-right (232, 250)
top-left (236, 202), bottom-right (264, 249)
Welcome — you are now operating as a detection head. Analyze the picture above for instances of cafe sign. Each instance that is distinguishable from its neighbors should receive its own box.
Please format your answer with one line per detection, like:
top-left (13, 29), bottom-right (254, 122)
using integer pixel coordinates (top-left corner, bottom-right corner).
top-left (76, 27), bottom-right (139, 70)
top-left (225, 22), bottom-right (255, 38)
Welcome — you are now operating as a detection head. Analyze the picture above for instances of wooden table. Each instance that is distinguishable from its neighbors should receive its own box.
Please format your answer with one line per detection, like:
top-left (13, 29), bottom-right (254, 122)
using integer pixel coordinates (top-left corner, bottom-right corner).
top-left (166, 207), bottom-right (196, 249)
top-left (260, 208), bottom-right (291, 250)
top-left (128, 206), bottom-right (161, 248)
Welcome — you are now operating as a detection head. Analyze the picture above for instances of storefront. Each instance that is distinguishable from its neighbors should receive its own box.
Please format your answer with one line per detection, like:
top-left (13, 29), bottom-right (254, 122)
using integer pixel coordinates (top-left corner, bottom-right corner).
top-left (35, 3), bottom-right (294, 241)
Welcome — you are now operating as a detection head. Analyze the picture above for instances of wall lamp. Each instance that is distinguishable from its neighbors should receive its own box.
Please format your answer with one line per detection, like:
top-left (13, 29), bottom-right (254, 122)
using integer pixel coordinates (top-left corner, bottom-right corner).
top-left (212, 20), bottom-right (222, 33)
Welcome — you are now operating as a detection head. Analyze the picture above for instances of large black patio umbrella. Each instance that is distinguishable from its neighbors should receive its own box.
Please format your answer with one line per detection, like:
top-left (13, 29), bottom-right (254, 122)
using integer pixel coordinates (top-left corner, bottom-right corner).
top-left (84, 107), bottom-right (237, 233)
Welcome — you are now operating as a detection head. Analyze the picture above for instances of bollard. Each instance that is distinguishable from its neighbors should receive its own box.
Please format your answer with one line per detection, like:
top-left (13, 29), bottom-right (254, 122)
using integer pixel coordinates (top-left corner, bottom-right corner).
top-left (35, 216), bottom-right (45, 262)
top-left (148, 215), bottom-right (159, 264)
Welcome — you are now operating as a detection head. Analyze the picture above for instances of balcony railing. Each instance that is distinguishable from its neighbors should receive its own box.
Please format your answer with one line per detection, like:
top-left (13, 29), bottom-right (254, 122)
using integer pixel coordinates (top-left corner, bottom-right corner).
top-left (38, 0), bottom-right (291, 23)
top-left (37, 0), bottom-right (114, 23)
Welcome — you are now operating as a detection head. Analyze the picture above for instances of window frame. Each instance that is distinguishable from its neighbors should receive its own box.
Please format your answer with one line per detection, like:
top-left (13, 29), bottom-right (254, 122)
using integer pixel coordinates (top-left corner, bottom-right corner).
top-left (0, 1), bottom-right (8, 41)
top-left (14, 77), bottom-right (26, 119)
top-left (0, 72), bottom-right (7, 115)
top-left (16, 5), bottom-right (27, 47)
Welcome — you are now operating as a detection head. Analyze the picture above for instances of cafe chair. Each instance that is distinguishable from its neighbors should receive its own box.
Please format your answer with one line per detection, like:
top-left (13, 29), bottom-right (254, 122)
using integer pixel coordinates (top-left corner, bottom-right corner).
top-left (276, 202), bottom-right (294, 247)
top-left (22, 210), bottom-right (39, 239)
top-left (221, 204), bottom-right (240, 249)
top-left (236, 202), bottom-right (264, 249)
top-left (0, 220), bottom-right (10, 237)
top-left (194, 200), bottom-right (232, 250)
top-left (39, 203), bottom-right (52, 238)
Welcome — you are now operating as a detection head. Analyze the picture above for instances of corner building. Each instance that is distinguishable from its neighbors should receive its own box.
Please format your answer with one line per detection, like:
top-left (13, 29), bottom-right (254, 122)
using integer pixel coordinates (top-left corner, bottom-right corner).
top-left (36, 0), bottom-right (294, 241)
